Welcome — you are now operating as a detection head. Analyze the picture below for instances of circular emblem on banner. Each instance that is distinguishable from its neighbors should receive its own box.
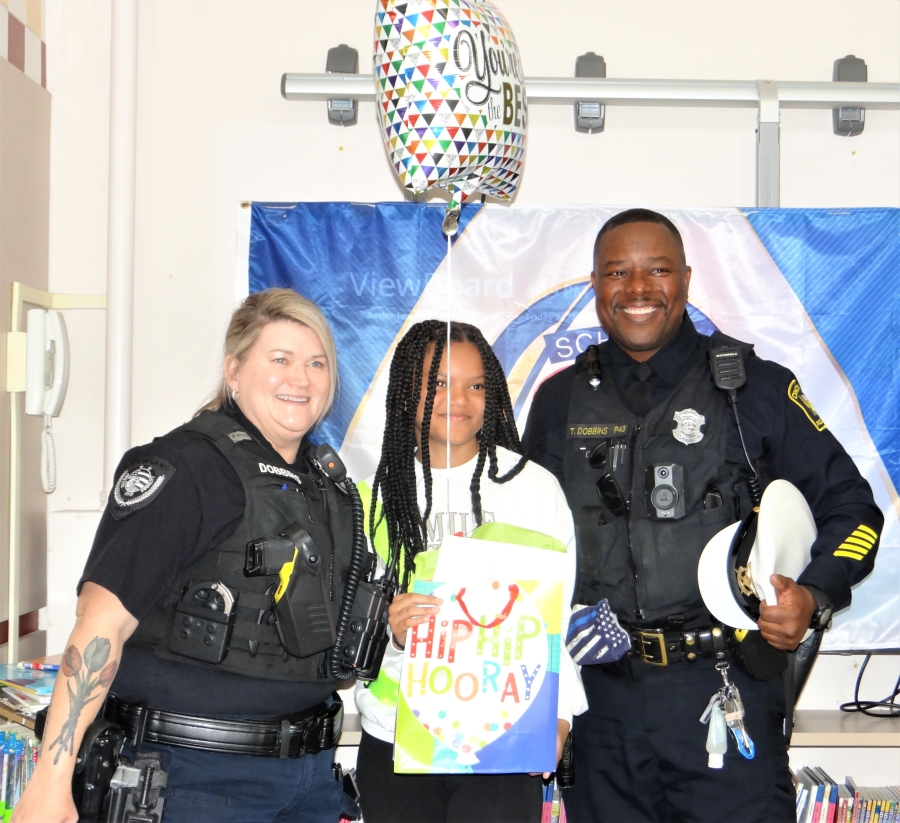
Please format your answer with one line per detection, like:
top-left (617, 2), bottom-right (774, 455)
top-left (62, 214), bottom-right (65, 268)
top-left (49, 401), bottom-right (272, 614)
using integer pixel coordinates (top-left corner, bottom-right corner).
top-left (111, 457), bottom-right (175, 520)
top-left (672, 409), bottom-right (706, 445)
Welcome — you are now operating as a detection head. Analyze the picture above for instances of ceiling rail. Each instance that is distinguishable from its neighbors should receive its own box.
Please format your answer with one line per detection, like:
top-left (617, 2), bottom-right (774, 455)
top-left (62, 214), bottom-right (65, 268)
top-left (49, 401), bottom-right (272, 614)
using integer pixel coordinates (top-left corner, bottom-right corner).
top-left (281, 73), bottom-right (900, 109)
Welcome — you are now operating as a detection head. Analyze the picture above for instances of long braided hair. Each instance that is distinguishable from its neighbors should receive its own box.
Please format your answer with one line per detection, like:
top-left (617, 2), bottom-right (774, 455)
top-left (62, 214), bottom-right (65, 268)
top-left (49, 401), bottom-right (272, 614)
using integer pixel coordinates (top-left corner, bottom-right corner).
top-left (370, 321), bottom-right (527, 590)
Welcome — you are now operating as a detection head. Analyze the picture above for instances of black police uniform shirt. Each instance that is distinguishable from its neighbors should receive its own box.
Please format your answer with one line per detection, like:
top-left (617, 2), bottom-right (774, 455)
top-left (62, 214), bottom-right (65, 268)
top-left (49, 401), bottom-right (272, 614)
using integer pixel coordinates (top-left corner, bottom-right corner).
top-left (79, 402), bottom-right (336, 717)
top-left (521, 314), bottom-right (883, 617)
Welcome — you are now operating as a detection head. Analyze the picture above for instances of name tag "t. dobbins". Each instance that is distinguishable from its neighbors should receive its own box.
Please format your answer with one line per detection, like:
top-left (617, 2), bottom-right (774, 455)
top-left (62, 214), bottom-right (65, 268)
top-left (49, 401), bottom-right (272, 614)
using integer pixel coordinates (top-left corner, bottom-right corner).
top-left (258, 463), bottom-right (301, 485)
top-left (568, 423), bottom-right (631, 438)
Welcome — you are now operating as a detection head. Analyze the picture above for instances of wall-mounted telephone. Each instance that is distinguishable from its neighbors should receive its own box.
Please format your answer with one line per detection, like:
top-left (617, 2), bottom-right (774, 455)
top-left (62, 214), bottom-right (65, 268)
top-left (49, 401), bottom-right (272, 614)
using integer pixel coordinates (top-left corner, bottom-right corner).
top-left (25, 309), bottom-right (70, 493)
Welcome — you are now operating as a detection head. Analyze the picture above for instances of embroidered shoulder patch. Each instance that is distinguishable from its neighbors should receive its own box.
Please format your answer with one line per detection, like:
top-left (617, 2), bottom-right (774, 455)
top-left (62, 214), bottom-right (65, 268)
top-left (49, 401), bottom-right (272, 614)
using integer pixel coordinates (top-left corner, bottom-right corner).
top-left (788, 379), bottom-right (826, 432)
top-left (110, 457), bottom-right (176, 520)
top-left (227, 430), bottom-right (253, 443)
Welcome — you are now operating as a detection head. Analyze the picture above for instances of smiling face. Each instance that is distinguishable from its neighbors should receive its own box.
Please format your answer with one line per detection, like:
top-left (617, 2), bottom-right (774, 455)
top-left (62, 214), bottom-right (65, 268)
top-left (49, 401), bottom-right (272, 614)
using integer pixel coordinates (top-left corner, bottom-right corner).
top-left (225, 320), bottom-right (331, 463)
top-left (591, 221), bottom-right (692, 361)
top-left (415, 341), bottom-right (487, 468)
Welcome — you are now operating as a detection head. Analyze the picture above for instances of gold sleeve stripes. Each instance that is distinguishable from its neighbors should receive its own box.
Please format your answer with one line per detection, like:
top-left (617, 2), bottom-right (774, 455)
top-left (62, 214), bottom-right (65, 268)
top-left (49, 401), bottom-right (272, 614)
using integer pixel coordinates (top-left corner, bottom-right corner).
top-left (834, 524), bottom-right (878, 560)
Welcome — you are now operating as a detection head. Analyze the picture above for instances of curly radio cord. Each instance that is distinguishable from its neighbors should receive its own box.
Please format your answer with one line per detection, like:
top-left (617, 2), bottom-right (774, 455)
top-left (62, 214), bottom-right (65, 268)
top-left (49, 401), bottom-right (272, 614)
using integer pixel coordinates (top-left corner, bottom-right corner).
top-left (329, 479), bottom-right (367, 681)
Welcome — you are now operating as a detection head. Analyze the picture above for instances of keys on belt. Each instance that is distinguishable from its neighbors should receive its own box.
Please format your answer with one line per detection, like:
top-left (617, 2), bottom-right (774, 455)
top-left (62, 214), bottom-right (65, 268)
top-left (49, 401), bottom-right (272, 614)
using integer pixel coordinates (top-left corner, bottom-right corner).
top-left (629, 625), bottom-right (727, 666)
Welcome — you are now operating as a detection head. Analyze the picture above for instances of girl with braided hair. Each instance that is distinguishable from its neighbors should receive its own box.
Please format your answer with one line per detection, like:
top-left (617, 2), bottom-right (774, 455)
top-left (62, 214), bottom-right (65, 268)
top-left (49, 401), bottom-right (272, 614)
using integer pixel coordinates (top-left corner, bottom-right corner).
top-left (354, 320), bottom-right (586, 823)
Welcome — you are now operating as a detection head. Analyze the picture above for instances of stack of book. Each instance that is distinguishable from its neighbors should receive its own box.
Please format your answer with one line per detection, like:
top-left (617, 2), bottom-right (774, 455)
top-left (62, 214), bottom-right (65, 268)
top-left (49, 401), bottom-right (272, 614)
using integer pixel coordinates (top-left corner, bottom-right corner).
top-left (794, 767), bottom-right (900, 823)
top-left (0, 665), bottom-right (56, 718)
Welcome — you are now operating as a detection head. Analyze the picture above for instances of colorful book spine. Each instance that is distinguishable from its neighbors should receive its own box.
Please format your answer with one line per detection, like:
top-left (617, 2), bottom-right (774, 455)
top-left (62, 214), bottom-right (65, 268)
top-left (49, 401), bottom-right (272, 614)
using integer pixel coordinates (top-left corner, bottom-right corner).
top-left (798, 786), bottom-right (811, 823)
top-left (0, 728), bottom-right (39, 820)
top-left (790, 772), bottom-right (900, 823)
top-left (847, 777), bottom-right (861, 823)
top-left (802, 768), bottom-right (825, 823)
top-left (0, 732), bottom-right (8, 818)
top-left (827, 782), bottom-right (840, 823)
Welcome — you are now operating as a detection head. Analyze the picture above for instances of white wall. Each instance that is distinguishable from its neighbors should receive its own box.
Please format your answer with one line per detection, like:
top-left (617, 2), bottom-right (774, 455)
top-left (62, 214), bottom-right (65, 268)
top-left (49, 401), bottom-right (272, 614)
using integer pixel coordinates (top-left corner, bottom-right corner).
top-left (42, 0), bottom-right (899, 778)
top-left (45, 0), bottom-right (900, 503)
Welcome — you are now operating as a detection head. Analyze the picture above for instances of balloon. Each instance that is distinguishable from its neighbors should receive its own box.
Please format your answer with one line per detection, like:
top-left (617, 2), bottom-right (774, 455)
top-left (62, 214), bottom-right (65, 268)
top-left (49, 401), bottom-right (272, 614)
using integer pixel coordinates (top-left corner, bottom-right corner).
top-left (374, 0), bottom-right (527, 232)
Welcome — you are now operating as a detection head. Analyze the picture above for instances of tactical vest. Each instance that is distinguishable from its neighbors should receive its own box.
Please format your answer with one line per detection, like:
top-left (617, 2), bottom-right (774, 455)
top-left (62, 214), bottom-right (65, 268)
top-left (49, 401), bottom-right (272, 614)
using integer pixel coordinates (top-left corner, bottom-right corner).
top-left (564, 334), bottom-right (762, 624)
top-left (127, 411), bottom-right (355, 683)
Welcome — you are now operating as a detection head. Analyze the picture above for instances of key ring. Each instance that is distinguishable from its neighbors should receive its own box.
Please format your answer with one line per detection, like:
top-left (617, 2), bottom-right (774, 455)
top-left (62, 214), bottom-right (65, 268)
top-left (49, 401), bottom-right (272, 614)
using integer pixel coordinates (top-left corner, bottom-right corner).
top-left (715, 659), bottom-right (732, 688)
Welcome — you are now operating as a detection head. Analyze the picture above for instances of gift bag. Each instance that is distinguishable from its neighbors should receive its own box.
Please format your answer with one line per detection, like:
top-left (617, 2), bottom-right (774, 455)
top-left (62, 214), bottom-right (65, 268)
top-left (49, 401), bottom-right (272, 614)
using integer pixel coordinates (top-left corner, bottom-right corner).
top-left (395, 536), bottom-right (563, 774)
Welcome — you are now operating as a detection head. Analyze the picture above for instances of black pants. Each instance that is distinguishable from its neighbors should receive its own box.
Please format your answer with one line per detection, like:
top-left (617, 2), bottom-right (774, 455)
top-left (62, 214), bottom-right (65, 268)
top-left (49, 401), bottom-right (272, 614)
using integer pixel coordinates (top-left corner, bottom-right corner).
top-left (355, 730), bottom-right (543, 823)
top-left (564, 654), bottom-right (795, 823)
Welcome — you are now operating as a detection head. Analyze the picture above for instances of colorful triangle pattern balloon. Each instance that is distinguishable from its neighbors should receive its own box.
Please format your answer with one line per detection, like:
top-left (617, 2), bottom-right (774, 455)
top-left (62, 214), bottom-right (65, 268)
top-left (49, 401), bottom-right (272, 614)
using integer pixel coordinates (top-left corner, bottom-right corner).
top-left (375, 0), bottom-right (527, 212)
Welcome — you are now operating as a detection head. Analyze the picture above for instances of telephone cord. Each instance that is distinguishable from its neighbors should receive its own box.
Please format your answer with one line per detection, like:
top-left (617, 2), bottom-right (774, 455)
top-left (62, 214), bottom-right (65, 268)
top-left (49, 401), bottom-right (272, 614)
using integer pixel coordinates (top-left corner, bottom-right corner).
top-left (41, 415), bottom-right (57, 494)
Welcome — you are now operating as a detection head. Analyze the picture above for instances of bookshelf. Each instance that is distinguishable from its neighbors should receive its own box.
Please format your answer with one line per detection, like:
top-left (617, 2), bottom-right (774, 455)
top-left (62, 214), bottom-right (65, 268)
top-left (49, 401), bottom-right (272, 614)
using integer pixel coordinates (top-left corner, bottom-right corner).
top-left (791, 711), bottom-right (900, 748)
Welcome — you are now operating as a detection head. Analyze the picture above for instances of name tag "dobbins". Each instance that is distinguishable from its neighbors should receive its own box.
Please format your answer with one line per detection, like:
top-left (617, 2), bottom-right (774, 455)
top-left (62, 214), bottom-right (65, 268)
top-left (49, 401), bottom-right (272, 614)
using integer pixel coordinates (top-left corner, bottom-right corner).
top-left (258, 463), bottom-right (301, 485)
top-left (568, 423), bottom-right (631, 438)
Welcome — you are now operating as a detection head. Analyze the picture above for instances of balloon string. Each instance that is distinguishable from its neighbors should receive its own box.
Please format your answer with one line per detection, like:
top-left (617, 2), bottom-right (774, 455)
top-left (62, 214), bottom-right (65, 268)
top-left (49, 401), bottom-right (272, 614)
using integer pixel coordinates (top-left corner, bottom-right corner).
top-left (446, 231), bottom-right (452, 524)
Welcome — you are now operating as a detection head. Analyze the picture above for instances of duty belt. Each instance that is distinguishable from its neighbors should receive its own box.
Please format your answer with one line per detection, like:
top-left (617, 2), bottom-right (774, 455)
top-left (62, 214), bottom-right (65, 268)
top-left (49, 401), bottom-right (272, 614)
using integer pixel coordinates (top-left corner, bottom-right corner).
top-left (104, 693), bottom-right (343, 758)
top-left (625, 624), bottom-right (727, 666)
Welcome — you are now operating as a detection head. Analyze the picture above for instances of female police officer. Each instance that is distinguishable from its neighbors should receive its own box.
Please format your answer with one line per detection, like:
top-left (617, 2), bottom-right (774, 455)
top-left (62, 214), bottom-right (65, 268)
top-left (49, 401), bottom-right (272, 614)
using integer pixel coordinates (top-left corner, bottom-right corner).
top-left (14, 288), bottom-right (358, 823)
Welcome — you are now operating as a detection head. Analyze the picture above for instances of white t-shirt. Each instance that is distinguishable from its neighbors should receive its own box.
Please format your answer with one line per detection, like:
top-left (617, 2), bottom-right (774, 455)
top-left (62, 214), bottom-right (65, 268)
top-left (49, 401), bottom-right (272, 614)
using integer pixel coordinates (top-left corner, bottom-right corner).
top-left (354, 446), bottom-right (588, 743)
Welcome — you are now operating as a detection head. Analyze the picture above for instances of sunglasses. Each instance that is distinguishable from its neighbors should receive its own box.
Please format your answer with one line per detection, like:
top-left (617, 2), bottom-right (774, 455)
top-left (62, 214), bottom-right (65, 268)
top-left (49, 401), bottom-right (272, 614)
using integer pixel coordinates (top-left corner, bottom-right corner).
top-left (587, 442), bottom-right (628, 517)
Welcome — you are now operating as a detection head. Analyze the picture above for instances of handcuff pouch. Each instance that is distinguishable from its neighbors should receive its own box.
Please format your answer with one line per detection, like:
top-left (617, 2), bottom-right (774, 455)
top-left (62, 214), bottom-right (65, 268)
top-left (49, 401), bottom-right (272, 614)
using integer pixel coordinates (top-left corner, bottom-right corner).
top-left (168, 581), bottom-right (238, 664)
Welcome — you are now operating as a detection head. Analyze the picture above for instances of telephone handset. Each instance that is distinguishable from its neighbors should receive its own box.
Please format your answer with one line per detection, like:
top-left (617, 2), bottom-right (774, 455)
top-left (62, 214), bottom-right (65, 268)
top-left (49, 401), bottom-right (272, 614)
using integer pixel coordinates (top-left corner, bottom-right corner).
top-left (26, 309), bottom-right (70, 417)
top-left (25, 309), bottom-right (70, 493)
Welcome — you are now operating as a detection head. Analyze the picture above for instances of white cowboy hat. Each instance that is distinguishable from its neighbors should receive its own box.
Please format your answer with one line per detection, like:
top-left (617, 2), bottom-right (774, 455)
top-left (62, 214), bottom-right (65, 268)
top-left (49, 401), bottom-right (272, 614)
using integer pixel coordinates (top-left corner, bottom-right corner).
top-left (697, 479), bottom-right (817, 630)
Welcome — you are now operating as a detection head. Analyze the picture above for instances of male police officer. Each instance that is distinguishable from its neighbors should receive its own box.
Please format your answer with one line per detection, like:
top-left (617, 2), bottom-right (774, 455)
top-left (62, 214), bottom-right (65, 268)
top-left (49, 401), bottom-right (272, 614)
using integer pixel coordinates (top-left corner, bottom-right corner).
top-left (522, 209), bottom-right (882, 822)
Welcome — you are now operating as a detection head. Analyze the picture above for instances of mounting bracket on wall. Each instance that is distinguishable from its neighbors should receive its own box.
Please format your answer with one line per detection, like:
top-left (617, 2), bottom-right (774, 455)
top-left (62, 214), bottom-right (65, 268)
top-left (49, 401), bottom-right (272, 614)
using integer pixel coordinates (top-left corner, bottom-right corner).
top-left (574, 52), bottom-right (607, 134)
top-left (323, 45), bottom-right (359, 127)
top-left (833, 55), bottom-right (867, 136)
top-left (280, 69), bottom-right (900, 206)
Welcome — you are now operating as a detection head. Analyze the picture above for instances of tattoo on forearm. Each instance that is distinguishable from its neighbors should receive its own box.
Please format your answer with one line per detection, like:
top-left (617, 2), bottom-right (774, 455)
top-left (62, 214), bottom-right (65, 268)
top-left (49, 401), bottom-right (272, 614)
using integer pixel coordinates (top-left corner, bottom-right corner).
top-left (48, 636), bottom-right (118, 764)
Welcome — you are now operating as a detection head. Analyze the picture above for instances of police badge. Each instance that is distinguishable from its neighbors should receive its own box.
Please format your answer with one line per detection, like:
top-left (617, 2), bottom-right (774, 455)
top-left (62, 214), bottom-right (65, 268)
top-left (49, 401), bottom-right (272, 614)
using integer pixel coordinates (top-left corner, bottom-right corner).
top-left (672, 409), bottom-right (706, 445)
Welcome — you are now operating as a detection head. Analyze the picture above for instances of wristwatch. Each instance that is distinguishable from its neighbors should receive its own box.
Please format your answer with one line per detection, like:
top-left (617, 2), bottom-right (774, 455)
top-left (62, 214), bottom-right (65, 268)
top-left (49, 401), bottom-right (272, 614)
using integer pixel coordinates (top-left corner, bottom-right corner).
top-left (803, 585), bottom-right (834, 631)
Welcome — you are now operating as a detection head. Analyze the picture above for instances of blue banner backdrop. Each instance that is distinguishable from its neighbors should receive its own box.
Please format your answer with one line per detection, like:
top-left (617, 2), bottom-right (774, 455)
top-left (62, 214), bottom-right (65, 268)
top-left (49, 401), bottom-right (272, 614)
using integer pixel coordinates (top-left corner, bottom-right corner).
top-left (246, 202), bottom-right (900, 652)
top-left (249, 202), bottom-right (481, 446)
top-left (744, 208), bottom-right (900, 490)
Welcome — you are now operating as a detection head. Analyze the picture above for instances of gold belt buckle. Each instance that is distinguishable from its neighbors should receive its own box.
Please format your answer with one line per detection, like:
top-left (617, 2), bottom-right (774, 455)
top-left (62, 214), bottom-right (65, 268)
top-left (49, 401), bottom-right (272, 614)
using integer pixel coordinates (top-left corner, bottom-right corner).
top-left (637, 630), bottom-right (668, 666)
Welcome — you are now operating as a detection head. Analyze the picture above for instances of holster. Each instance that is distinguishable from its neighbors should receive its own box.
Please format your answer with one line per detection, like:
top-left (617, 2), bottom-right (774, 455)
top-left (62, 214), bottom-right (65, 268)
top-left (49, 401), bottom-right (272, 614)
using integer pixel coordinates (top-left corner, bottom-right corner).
top-left (784, 629), bottom-right (823, 745)
top-left (726, 628), bottom-right (788, 681)
top-left (71, 718), bottom-right (128, 821)
top-left (556, 731), bottom-right (575, 789)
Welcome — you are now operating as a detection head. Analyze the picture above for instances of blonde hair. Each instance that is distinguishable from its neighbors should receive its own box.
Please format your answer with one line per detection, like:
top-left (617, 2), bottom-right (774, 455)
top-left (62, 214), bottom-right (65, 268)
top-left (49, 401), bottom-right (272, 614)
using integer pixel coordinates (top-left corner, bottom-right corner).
top-left (197, 288), bottom-right (338, 419)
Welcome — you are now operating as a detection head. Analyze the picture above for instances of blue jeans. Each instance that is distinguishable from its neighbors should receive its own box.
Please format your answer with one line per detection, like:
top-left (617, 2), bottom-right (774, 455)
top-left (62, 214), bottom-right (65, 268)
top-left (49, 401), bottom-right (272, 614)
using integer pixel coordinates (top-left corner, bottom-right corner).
top-left (124, 742), bottom-right (355, 823)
